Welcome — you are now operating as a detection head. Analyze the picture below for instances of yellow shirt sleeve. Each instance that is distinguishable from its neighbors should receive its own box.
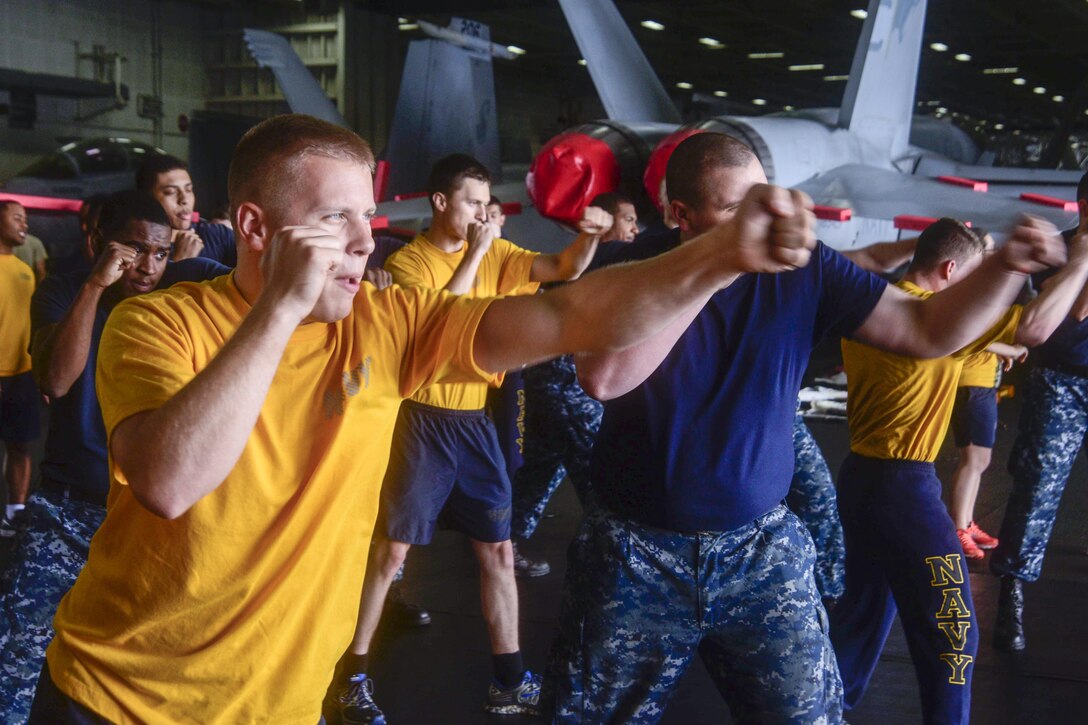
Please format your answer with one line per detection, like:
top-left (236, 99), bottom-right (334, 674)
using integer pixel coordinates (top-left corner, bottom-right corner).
top-left (385, 246), bottom-right (435, 289)
top-left (491, 238), bottom-right (540, 296)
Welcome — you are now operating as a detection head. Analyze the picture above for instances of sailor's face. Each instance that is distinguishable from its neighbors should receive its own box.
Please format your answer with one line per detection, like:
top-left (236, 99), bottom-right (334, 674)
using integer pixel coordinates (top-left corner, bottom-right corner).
top-left (444, 178), bottom-right (491, 241)
top-left (679, 159), bottom-right (767, 237)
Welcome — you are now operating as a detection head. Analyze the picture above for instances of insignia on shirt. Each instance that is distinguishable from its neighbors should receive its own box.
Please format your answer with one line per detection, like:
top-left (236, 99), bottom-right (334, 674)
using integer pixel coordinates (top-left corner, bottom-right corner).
top-left (322, 356), bottom-right (373, 419)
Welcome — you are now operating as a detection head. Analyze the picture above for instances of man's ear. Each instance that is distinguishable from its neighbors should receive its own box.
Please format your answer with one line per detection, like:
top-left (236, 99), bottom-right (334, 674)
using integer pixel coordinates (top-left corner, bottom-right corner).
top-left (432, 192), bottom-right (448, 213)
top-left (235, 202), bottom-right (269, 252)
top-left (942, 258), bottom-right (957, 281)
top-left (670, 200), bottom-right (692, 233)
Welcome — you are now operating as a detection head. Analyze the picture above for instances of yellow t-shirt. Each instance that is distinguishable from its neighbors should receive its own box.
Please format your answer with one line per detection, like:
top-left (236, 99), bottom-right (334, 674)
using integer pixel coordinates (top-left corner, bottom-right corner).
top-left (843, 280), bottom-right (1022, 462)
top-left (0, 254), bottom-right (35, 376)
top-left (385, 233), bottom-right (539, 410)
top-left (47, 273), bottom-right (497, 724)
top-left (958, 350), bottom-right (1000, 389)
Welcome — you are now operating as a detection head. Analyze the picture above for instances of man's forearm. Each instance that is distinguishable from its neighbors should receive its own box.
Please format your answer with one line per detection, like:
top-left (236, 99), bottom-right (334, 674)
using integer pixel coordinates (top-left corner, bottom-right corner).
top-left (112, 300), bottom-right (299, 519)
top-left (34, 282), bottom-right (104, 397)
top-left (444, 246), bottom-right (486, 294)
top-left (551, 232), bottom-right (601, 281)
top-left (1017, 257), bottom-right (1088, 345)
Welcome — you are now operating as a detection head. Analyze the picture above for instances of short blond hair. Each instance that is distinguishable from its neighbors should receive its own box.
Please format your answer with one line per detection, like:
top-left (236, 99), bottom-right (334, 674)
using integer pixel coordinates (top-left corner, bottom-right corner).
top-left (228, 114), bottom-right (375, 219)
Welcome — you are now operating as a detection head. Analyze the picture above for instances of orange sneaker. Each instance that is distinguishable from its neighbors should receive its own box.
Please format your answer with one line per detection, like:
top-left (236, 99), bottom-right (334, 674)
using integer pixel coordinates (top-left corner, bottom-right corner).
top-left (966, 521), bottom-right (999, 550)
top-left (957, 529), bottom-right (985, 560)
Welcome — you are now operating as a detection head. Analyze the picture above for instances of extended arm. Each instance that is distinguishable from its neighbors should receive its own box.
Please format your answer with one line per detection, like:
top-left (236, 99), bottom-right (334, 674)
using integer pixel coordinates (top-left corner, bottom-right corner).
top-left (843, 237), bottom-right (918, 273)
top-left (444, 223), bottom-right (491, 294)
top-left (853, 218), bottom-right (1069, 358)
top-left (1015, 234), bottom-right (1088, 345)
top-left (529, 206), bottom-right (612, 283)
top-left (475, 185), bottom-right (815, 376)
top-left (32, 243), bottom-right (135, 397)
top-left (110, 226), bottom-right (342, 519)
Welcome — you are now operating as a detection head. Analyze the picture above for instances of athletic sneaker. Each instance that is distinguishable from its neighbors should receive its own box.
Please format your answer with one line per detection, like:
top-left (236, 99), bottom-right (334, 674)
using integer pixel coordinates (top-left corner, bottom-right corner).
top-left (0, 516), bottom-right (17, 539)
top-left (512, 542), bottom-right (550, 578)
top-left (485, 670), bottom-right (542, 716)
top-left (334, 674), bottom-right (386, 725)
top-left (956, 529), bottom-right (985, 560)
top-left (966, 521), bottom-right (999, 550)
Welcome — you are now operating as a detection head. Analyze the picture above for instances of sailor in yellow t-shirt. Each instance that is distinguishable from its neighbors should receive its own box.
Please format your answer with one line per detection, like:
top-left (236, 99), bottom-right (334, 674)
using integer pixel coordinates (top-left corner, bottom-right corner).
top-left (31, 115), bottom-right (817, 723)
top-left (828, 218), bottom-right (1088, 725)
top-left (0, 200), bottom-right (40, 536)
top-left (342, 153), bottom-right (610, 718)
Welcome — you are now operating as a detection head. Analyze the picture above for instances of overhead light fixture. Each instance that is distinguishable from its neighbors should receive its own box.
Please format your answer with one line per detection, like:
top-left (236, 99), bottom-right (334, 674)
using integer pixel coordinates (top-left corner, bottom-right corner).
top-left (676, 81), bottom-right (693, 90)
top-left (577, 59), bottom-right (587, 66)
top-left (1053, 95), bottom-right (1065, 102)
top-left (699, 37), bottom-right (726, 49)
top-left (983, 67), bottom-right (1018, 74)
top-left (641, 20), bottom-right (665, 31)
top-left (824, 74), bottom-right (849, 81)
top-left (398, 23), bottom-right (418, 31)
top-left (789, 63), bottom-right (825, 71)
top-left (850, 9), bottom-right (868, 19)
top-left (752, 98), bottom-right (767, 106)
top-left (994, 123), bottom-right (1005, 130)
top-left (748, 52), bottom-right (785, 59)
top-left (713, 90), bottom-right (728, 97)
top-left (1013, 129), bottom-right (1021, 135)
top-left (1012, 77), bottom-right (1027, 86)
top-left (397, 17), bottom-right (407, 23)
top-left (936, 107), bottom-right (948, 114)
top-left (506, 45), bottom-right (526, 56)
top-left (954, 53), bottom-right (971, 62)
top-left (930, 42), bottom-right (949, 52)
top-left (783, 105), bottom-right (796, 111)
top-left (1033, 86), bottom-right (1046, 94)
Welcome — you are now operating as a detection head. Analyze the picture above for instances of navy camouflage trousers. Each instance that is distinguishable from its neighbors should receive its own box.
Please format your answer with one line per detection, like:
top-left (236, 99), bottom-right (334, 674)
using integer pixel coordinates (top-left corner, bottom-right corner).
top-left (992, 367), bottom-right (1088, 581)
top-left (544, 505), bottom-right (843, 724)
top-left (511, 356), bottom-right (603, 540)
top-left (0, 487), bottom-right (105, 722)
top-left (789, 414), bottom-right (846, 599)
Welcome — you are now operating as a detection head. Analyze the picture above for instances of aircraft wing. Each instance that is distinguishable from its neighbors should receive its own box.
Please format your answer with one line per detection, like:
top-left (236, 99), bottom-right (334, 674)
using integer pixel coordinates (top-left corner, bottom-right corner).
top-left (795, 165), bottom-right (1076, 248)
top-left (242, 28), bottom-right (348, 127)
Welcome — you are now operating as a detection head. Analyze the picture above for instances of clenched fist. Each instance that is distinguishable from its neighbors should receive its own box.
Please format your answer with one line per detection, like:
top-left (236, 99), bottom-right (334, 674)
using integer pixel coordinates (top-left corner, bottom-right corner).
top-left (172, 229), bottom-right (205, 261)
top-left (466, 221), bottom-right (495, 255)
top-left (578, 206), bottom-right (613, 237)
top-left (259, 225), bottom-right (343, 322)
top-left (1000, 217), bottom-right (1066, 275)
top-left (708, 184), bottom-right (816, 275)
top-left (90, 242), bottom-right (138, 289)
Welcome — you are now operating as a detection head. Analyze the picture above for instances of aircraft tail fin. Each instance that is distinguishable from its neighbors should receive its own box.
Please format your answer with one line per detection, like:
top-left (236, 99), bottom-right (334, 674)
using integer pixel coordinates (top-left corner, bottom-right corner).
top-left (837, 0), bottom-right (928, 160)
top-left (556, 0), bottom-right (681, 124)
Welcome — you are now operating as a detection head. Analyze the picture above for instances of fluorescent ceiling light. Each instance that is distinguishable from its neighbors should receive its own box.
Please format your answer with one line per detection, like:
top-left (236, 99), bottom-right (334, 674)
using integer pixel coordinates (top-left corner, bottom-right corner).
top-left (930, 42), bottom-right (949, 52)
top-left (850, 9), bottom-right (868, 19)
top-left (936, 107), bottom-right (948, 114)
top-left (824, 74), bottom-right (849, 81)
top-left (748, 52), bottom-right (784, 59)
top-left (994, 123), bottom-right (1005, 130)
top-left (699, 37), bottom-right (725, 49)
top-left (983, 67), bottom-right (1018, 74)
top-left (1053, 95), bottom-right (1065, 102)
top-left (954, 53), bottom-right (971, 62)
top-left (752, 98), bottom-right (767, 106)
top-left (676, 81), bottom-right (693, 90)
top-left (789, 63), bottom-right (825, 71)
top-left (577, 59), bottom-right (587, 66)
top-left (1012, 77), bottom-right (1026, 85)
top-left (1033, 86), bottom-right (1046, 94)
top-left (506, 45), bottom-right (526, 55)
top-left (783, 105), bottom-right (796, 111)
top-left (713, 90), bottom-right (728, 97)
top-left (398, 23), bottom-right (418, 31)
top-left (641, 20), bottom-right (665, 31)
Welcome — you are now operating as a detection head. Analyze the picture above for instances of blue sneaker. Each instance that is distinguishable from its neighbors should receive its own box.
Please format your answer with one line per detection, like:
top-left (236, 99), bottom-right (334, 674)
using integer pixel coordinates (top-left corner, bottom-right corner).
top-left (335, 674), bottom-right (386, 725)
top-left (485, 670), bottom-right (542, 716)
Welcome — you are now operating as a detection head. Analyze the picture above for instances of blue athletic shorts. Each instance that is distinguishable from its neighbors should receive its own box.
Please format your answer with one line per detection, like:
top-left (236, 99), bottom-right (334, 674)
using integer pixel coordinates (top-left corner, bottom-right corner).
top-left (378, 401), bottom-right (513, 545)
top-left (0, 372), bottom-right (41, 444)
top-left (950, 386), bottom-right (998, 448)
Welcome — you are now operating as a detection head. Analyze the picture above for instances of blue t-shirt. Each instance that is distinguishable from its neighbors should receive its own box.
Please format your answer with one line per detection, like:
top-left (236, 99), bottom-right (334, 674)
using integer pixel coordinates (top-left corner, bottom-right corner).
top-left (1034, 229), bottom-right (1088, 370)
top-left (193, 220), bottom-right (237, 268)
top-left (588, 229), bottom-right (887, 532)
top-left (31, 258), bottom-right (229, 498)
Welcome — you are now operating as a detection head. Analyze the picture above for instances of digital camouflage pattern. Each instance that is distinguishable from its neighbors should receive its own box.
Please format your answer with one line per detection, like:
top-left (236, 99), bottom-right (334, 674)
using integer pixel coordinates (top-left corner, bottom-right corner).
top-left (789, 414), bottom-right (846, 599)
top-left (0, 489), bottom-right (105, 722)
top-left (511, 355), bottom-right (603, 540)
top-left (993, 367), bottom-right (1088, 581)
top-left (544, 505), bottom-right (843, 724)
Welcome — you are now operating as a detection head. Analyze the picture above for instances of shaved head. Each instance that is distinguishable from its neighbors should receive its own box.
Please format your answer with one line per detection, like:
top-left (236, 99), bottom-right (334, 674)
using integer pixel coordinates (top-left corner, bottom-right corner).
top-left (666, 132), bottom-right (758, 208)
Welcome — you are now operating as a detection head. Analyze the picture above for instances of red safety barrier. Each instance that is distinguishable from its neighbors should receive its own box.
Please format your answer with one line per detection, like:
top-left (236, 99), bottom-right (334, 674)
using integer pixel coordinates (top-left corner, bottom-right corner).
top-left (937, 175), bottom-right (988, 192)
top-left (1020, 193), bottom-right (1077, 212)
top-left (374, 160), bottom-right (390, 203)
top-left (814, 205), bottom-right (852, 222)
top-left (0, 192), bottom-right (82, 213)
top-left (500, 202), bottom-right (522, 216)
top-left (371, 215), bottom-right (389, 230)
top-left (393, 191), bottom-right (429, 202)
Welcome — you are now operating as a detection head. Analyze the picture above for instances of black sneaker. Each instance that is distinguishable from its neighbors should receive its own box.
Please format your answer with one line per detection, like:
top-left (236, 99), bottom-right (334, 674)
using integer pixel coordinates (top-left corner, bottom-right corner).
top-left (485, 670), bottom-right (542, 716)
top-left (511, 543), bottom-right (550, 578)
top-left (335, 674), bottom-right (387, 725)
top-left (0, 516), bottom-right (17, 539)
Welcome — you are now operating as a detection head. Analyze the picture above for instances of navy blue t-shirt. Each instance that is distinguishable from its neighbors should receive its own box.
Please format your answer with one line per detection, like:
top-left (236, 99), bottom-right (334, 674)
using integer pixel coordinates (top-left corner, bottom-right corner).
top-left (1034, 229), bottom-right (1088, 369)
top-left (588, 229), bottom-right (887, 532)
top-left (193, 220), bottom-right (237, 268)
top-left (31, 257), bottom-right (229, 498)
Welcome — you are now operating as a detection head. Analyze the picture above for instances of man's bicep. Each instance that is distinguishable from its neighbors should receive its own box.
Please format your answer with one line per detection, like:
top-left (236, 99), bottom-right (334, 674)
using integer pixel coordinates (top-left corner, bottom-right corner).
top-left (474, 295), bottom-right (563, 374)
top-left (850, 286), bottom-right (915, 351)
top-left (109, 410), bottom-right (156, 485)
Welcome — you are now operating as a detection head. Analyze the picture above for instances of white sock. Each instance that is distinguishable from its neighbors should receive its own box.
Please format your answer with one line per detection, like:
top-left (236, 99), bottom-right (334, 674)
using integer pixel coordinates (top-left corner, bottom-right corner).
top-left (5, 504), bottom-right (25, 519)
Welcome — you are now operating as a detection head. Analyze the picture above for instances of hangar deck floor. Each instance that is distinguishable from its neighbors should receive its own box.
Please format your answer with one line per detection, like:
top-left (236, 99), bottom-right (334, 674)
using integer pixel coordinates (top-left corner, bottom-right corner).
top-left (359, 359), bottom-right (1088, 725)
